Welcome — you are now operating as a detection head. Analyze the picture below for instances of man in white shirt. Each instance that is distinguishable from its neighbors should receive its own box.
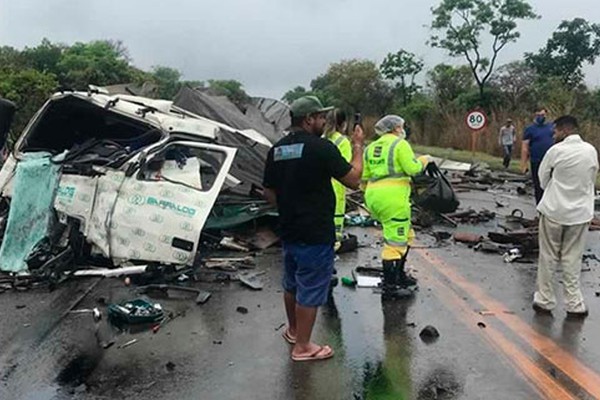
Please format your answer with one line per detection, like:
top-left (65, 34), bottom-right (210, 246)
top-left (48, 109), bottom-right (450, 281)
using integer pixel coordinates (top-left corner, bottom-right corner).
top-left (533, 116), bottom-right (599, 318)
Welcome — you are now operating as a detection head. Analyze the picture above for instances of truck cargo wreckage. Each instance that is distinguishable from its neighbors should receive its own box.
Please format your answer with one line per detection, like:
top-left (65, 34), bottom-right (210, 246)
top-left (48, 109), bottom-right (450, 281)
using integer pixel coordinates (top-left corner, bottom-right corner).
top-left (0, 87), bottom-right (281, 276)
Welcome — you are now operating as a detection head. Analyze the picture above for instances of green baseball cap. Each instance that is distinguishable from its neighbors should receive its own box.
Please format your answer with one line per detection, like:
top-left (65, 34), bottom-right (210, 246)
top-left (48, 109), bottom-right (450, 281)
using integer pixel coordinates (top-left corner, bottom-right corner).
top-left (290, 96), bottom-right (333, 117)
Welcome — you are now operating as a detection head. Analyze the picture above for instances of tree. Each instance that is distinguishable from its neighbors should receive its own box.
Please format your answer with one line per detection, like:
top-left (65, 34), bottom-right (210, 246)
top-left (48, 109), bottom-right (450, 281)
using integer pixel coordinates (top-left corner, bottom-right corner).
top-left (282, 86), bottom-right (314, 104)
top-left (530, 76), bottom-right (577, 115)
top-left (152, 66), bottom-right (183, 99)
top-left (0, 69), bottom-right (58, 145)
top-left (310, 59), bottom-right (392, 114)
top-left (429, 0), bottom-right (538, 102)
top-left (490, 61), bottom-right (537, 110)
top-left (525, 18), bottom-right (600, 88)
top-left (380, 50), bottom-right (424, 106)
top-left (427, 64), bottom-right (475, 105)
top-left (21, 38), bottom-right (65, 76)
top-left (0, 46), bottom-right (25, 71)
top-left (57, 40), bottom-right (136, 89)
top-left (208, 79), bottom-right (250, 107)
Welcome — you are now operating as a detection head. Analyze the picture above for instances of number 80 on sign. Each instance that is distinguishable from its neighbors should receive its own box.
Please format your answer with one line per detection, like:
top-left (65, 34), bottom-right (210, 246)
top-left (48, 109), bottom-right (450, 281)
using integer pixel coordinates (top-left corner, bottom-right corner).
top-left (465, 110), bottom-right (487, 131)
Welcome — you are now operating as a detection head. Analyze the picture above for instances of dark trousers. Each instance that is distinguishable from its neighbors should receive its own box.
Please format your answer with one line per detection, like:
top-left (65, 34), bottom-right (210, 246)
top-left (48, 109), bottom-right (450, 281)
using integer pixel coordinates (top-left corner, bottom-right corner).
top-left (531, 161), bottom-right (544, 205)
top-left (502, 145), bottom-right (513, 168)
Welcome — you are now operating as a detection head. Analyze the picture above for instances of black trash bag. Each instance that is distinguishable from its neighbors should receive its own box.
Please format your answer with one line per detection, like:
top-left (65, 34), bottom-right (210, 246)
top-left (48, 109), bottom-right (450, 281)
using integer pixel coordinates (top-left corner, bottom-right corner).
top-left (337, 233), bottom-right (358, 254)
top-left (412, 163), bottom-right (459, 214)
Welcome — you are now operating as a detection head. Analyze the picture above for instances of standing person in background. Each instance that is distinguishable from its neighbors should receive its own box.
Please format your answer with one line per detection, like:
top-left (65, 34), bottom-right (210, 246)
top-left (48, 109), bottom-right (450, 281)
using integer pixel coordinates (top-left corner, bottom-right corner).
top-left (499, 118), bottom-right (516, 169)
top-left (533, 116), bottom-right (598, 318)
top-left (362, 115), bottom-right (430, 299)
top-left (521, 108), bottom-right (554, 204)
top-left (263, 96), bottom-right (364, 362)
top-left (324, 109), bottom-right (351, 252)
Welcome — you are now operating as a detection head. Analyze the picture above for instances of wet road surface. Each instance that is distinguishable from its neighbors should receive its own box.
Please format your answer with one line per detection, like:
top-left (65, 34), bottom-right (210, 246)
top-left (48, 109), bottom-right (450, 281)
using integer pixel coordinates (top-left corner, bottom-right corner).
top-left (2, 189), bottom-right (600, 399)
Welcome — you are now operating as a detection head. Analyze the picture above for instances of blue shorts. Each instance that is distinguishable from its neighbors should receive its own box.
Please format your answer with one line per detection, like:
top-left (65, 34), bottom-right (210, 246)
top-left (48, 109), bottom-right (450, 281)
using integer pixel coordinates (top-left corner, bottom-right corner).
top-left (282, 242), bottom-right (335, 307)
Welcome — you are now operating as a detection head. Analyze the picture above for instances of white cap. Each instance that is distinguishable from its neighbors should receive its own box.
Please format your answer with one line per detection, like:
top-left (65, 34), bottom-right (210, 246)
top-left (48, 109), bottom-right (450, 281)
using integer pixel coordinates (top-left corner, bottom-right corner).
top-left (374, 115), bottom-right (405, 135)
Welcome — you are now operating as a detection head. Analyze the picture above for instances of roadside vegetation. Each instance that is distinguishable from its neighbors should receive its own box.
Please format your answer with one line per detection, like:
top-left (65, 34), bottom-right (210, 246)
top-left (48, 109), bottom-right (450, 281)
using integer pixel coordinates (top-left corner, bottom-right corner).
top-left (2, 0), bottom-right (600, 164)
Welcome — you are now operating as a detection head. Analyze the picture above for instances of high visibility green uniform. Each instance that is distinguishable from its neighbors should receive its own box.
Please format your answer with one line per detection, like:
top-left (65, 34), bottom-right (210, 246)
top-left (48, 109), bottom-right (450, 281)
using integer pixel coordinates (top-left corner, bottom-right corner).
top-left (327, 131), bottom-right (352, 243)
top-left (362, 134), bottom-right (424, 261)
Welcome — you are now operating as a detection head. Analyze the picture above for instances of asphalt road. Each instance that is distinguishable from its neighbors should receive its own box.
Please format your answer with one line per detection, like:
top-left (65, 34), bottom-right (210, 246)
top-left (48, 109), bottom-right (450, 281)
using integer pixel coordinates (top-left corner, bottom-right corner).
top-left (2, 188), bottom-right (600, 399)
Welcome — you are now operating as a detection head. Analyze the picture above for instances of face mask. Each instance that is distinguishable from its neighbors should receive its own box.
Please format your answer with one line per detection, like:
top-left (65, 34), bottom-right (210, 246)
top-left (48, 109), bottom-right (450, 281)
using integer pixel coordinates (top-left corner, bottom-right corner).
top-left (535, 116), bottom-right (546, 125)
top-left (404, 127), bottom-right (411, 140)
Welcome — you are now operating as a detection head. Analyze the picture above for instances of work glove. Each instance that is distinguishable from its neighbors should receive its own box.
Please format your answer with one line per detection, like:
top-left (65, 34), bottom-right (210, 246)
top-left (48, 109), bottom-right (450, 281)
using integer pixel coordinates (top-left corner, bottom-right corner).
top-left (417, 155), bottom-right (432, 167)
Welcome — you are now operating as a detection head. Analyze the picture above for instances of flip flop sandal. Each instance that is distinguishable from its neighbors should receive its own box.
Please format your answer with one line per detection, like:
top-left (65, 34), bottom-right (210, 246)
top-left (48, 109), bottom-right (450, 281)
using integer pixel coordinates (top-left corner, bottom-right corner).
top-left (291, 345), bottom-right (334, 362)
top-left (282, 328), bottom-right (296, 345)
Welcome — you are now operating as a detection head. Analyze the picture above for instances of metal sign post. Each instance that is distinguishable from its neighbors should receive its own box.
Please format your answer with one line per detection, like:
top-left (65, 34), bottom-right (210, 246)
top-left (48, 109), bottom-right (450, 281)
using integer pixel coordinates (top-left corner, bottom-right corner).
top-left (465, 110), bottom-right (488, 159)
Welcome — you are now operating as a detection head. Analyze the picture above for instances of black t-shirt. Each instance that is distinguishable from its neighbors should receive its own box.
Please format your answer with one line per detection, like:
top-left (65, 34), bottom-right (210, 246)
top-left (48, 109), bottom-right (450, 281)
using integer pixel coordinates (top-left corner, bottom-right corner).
top-left (263, 130), bottom-right (352, 244)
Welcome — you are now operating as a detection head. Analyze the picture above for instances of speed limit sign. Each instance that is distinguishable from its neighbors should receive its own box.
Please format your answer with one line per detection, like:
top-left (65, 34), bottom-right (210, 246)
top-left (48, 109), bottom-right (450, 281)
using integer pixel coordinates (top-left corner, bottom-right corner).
top-left (465, 110), bottom-right (487, 131)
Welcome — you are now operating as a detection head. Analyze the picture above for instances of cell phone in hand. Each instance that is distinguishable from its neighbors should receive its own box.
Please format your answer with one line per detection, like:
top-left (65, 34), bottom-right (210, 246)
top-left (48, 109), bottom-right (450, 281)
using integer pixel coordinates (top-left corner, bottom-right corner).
top-left (354, 112), bottom-right (362, 128)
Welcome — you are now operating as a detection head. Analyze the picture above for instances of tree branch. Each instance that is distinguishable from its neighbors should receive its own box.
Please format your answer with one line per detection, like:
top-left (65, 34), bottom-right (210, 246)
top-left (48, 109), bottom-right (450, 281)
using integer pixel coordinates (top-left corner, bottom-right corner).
top-left (454, 9), bottom-right (482, 82)
top-left (481, 35), bottom-right (505, 85)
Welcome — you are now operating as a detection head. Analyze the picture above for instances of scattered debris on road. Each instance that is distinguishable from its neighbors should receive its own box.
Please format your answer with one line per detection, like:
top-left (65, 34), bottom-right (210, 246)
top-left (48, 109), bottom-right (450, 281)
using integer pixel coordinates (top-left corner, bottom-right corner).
top-left (419, 325), bottom-right (441, 343)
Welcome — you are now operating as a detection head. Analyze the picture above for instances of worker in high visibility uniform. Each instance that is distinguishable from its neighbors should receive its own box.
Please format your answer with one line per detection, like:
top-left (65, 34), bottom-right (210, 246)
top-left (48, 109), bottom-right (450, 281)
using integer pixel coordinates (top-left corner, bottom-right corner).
top-left (325, 109), bottom-right (351, 251)
top-left (362, 115), bottom-right (429, 299)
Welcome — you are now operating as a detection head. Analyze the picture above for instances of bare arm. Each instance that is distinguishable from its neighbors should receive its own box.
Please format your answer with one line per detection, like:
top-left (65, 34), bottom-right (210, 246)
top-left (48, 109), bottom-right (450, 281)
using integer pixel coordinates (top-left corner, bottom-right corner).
top-left (520, 139), bottom-right (530, 173)
top-left (338, 125), bottom-right (365, 190)
top-left (263, 188), bottom-right (277, 206)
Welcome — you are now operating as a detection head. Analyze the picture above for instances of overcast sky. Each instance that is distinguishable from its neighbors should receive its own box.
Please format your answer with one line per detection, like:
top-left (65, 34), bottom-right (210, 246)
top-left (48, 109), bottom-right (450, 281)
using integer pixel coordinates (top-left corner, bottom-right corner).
top-left (2, 0), bottom-right (600, 99)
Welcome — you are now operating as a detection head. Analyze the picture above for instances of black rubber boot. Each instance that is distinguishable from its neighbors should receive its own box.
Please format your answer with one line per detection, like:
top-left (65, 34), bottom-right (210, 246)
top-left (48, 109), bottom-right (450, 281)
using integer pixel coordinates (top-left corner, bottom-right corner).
top-left (396, 258), bottom-right (418, 288)
top-left (382, 260), bottom-right (396, 288)
top-left (382, 260), bottom-right (414, 300)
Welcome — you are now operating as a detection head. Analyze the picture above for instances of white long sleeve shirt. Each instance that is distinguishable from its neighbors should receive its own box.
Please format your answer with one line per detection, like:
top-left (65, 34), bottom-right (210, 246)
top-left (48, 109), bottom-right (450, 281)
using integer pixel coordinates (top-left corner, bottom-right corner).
top-left (537, 134), bottom-right (599, 225)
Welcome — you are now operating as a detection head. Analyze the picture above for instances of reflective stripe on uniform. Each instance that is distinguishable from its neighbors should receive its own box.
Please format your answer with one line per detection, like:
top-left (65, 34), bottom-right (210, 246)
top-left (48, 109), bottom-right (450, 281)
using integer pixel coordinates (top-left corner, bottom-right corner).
top-left (384, 238), bottom-right (408, 247)
top-left (334, 135), bottom-right (346, 147)
top-left (387, 137), bottom-right (403, 176)
top-left (366, 178), bottom-right (411, 190)
top-left (368, 172), bottom-right (408, 182)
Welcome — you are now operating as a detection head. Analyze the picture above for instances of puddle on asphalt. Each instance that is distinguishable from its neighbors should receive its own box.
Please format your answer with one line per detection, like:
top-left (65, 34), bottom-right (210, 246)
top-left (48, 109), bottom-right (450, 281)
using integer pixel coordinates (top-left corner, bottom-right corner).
top-left (21, 385), bottom-right (61, 400)
top-left (359, 362), bottom-right (463, 400)
top-left (416, 368), bottom-right (463, 400)
top-left (56, 353), bottom-right (101, 386)
top-left (329, 239), bottom-right (465, 400)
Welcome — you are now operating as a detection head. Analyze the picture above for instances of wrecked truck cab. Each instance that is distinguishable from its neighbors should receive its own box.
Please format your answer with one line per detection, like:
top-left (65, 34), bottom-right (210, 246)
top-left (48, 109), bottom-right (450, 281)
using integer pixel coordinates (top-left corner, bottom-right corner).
top-left (0, 91), bottom-right (236, 273)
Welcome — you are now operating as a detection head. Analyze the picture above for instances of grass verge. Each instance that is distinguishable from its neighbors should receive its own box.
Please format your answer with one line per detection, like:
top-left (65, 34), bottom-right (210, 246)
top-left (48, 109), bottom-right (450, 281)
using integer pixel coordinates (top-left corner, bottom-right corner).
top-left (414, 144), bottom-right (600, 187)
top-left (413, 144), bottom-right (521, 173)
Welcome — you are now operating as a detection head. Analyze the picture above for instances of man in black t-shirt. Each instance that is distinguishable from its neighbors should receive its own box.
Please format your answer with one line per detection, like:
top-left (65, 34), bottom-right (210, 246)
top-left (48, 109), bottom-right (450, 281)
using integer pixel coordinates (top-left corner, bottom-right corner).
top-left (263, 96), bottom-right (364, 362)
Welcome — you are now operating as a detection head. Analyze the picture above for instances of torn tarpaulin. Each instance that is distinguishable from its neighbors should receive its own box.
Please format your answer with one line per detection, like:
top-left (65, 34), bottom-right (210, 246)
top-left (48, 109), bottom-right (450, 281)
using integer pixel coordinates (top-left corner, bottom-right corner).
top-left (0, 153), bottom-right (60, 273)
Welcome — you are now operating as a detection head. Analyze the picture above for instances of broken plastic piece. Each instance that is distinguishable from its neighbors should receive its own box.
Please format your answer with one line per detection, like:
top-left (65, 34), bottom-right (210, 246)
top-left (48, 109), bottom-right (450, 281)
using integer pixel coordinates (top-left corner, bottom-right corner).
top-left (239, 271), bottom-right (266, 290)
top-left (220, 237), bottom-right (250, 252)
top-left (453, 232), bottom-right (483, 244)
top-left (503, 249), bottom-right (522, 263)
top-left (73, 265), bottom-right (148, 277)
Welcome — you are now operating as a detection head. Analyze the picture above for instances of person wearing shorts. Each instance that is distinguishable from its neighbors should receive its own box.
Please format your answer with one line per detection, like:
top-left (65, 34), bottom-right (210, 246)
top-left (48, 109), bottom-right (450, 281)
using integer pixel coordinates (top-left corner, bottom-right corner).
top-left (262, 96), bottom-right (364, 362)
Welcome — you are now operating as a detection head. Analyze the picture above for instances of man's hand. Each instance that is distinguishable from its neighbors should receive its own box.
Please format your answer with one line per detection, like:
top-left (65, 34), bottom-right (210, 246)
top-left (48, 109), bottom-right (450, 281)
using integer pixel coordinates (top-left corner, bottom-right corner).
top-left (351, 124), bottom-right (365, 147)
top-left (520, 163), bottom-right (529, 174)
top-left (339, 124), bottom-right (365, 190)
